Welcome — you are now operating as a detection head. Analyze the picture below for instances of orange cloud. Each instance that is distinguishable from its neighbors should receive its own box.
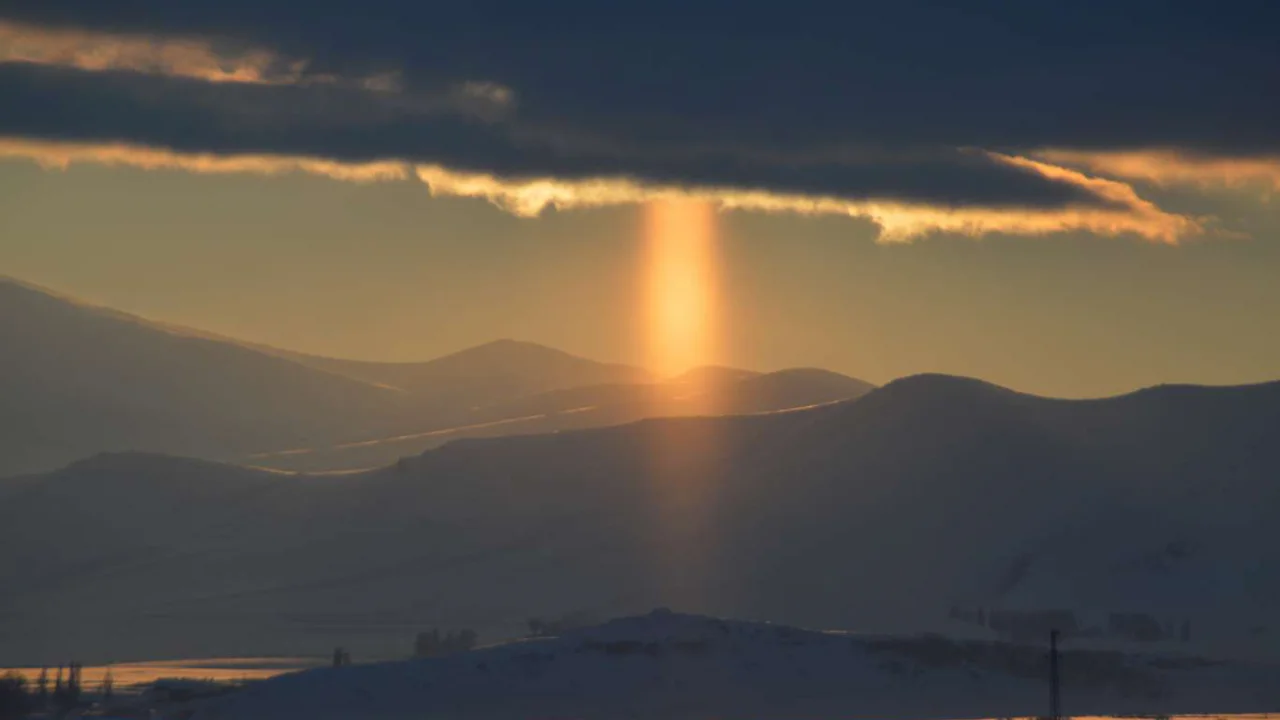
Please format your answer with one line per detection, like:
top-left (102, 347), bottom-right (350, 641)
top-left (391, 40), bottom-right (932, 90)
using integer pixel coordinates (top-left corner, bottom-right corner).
top-left (0, 137), bottom-right (410, 182)
top-left (0, 136), bottom-right (1197, 243)
top-left (0, 18), bottom-right (303, 84)
top-left (0, 19), bottom-right (515, 115)
top-left (1036, 149), bottom-right (1280, 193)
top-left (416, 153), bottom-right (1197, 243)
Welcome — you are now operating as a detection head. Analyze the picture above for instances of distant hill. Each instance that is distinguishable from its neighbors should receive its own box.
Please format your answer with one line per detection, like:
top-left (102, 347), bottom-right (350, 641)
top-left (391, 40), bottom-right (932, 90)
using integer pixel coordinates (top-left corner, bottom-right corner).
top-left (0, 277), bottom-right (874, 475)
top-left (192, 611), bottom-right (1280, 720)
top-left (665, 365), bottom-right (762, 386)
top-left (0, 277), bottom-right (407, 476)
top-left (244, 366), bottom-right (876, 471)
top-left (3, 374), bottom-right (1279, 664)
top-left (275, 339), bottom-right (653, 403)
top-left (722, 367), bottom-right (875, 414)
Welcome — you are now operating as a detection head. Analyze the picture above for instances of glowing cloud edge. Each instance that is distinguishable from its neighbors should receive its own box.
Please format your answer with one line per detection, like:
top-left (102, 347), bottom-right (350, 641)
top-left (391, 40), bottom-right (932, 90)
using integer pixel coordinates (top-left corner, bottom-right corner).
top-left (0, 19), bottom-right (514, 115)
top-left (0, 18), bottom-right (316, 86)
top-left (1037, 149), bottom-right (1280, 194)
top-left (414, 154), bottom-right (1197, 244)
top-left (0, 136), bottom-right (1198, 243)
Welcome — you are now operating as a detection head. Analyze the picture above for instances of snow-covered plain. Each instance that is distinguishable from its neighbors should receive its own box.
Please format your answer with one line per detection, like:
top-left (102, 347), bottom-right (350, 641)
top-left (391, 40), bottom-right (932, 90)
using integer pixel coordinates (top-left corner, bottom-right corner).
top-left (192, 611), bottom-right (1280, 720)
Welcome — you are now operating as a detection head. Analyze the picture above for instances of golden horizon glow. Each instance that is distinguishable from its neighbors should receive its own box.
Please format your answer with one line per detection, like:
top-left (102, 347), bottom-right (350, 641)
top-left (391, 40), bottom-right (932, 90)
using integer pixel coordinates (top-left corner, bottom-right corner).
top-left (643, 199), bottom-right (719, 379)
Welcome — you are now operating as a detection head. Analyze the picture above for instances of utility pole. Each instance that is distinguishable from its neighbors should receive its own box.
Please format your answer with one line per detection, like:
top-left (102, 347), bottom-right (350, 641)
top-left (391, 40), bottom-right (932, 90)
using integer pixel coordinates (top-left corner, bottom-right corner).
top-left (1049, 629), bottom-right (1061, 720)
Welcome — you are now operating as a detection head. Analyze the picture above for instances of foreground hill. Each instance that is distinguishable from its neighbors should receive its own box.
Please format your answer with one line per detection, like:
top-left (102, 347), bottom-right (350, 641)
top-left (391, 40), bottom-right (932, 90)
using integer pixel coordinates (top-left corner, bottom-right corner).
top-left (2, 374), bottom-right (1279, 664)
top-left (0, 277), bottom-right (871, 475)
top-left (194, 611), bottom-right (1280, 720)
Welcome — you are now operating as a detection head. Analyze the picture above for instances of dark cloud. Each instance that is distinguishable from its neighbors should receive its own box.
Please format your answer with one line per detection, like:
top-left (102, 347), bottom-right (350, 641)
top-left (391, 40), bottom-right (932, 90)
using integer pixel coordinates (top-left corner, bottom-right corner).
top-left (0, 63), bottom-right (1114, 209)
top-left (1, 0), bottom-right (1277, 211)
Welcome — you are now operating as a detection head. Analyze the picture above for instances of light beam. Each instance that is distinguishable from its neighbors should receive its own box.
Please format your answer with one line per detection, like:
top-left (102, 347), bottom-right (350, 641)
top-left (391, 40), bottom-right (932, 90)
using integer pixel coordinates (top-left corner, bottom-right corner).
top-left (639, 198), bottom-right (725, 612)
top-left (643, 198), bottom-right (720, 380)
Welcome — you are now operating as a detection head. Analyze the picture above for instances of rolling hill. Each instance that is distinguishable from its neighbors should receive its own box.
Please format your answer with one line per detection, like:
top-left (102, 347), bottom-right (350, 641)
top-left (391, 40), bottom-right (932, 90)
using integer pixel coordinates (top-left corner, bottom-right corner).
top-left (0, 277), bottom-right (873, 475)
top-left (0, 277), bottom-right (407, 476)
top-left (2, 374), bottom-right (1279, 664)
top-left (274, 338), bottom-right (653, 401)
top-left (245, 365), bottom-right (875, 471)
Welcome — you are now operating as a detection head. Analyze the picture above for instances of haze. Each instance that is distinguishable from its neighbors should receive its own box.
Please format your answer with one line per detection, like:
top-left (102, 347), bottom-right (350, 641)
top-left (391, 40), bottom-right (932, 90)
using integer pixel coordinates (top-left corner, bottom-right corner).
top-left (3, 3), bottom-right (1280, 720)
top-left (4, 159), bottom-right (1280, 397)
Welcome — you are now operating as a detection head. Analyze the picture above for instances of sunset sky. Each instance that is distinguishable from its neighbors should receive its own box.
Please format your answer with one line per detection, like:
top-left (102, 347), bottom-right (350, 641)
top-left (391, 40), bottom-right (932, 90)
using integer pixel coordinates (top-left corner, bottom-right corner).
top-left (2, 1), bottom-right (1280, 397)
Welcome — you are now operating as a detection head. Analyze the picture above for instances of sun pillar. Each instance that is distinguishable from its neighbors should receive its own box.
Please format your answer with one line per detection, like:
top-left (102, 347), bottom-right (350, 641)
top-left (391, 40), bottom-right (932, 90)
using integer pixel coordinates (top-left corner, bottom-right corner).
top-left (643, 198), bottom-right (719, 379)
top-left (639, 197), bottom-right (724, 613)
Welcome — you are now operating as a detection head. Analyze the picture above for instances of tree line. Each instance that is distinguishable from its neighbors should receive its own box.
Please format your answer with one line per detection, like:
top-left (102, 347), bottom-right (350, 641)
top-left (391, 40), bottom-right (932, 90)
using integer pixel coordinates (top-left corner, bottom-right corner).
top-left (0, 662), bottom-right (109, 719)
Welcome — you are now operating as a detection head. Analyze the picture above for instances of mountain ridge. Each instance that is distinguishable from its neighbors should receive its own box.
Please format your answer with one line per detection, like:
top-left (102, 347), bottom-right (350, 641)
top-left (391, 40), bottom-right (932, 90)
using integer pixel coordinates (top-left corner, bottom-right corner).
top-left (0, 276), bottom-right (877, 476)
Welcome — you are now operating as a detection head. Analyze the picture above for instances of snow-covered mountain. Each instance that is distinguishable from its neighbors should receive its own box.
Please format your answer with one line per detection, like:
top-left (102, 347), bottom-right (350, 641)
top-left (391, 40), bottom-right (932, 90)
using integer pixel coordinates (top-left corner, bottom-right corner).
top-left (0, 276), bottom-right (407, 476)
top-left (191, 611), bottom-right (1280, 720)
top-left (0, 277), bottom-right (872, 475)
top-left (2, 374), bottom-right (1279, 664)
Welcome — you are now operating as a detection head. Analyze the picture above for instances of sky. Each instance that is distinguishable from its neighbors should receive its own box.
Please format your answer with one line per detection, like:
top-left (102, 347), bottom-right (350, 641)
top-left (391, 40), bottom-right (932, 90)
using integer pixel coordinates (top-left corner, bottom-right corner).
top-left (2, 0), bottom-right (1280, 397)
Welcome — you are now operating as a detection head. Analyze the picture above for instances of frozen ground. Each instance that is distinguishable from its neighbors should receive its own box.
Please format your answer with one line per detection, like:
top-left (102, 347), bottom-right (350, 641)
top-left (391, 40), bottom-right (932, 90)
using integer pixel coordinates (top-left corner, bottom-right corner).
top-left (192, 611), bottom-right (1280, 720)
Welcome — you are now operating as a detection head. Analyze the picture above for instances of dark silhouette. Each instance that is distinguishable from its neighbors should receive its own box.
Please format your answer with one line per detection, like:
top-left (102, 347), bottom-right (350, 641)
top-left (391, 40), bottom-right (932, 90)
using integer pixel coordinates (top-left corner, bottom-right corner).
top-left (332, 647), bottom-right (351, 667)
top-left (33, 669), bottom-right (46, 710)
top-left (52, 662), bottom-right (81, 711)
top-left (0, 672), bottom-right (29, 720)
top-left (1049, 629), bottom-right (1061, 720)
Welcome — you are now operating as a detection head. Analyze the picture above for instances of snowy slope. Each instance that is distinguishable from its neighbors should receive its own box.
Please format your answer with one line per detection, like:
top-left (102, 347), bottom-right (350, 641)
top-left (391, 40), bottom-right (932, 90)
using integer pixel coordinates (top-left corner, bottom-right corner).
top-left (3, 375), bottom-right (1280, 664)
top-left (0, 277), bottom-right (409, 475)
top-left (192, 611), bottom-right (1280, 720)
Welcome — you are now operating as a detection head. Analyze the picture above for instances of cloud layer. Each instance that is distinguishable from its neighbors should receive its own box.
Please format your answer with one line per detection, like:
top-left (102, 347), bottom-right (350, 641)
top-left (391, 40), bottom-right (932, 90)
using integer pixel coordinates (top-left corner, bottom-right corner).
top-left (0, 138), bottom-right (1196, 243)
top-left (3, 1), bottom-right (1276, 241)
top-left (0, 18), bottom-right (304, 84)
